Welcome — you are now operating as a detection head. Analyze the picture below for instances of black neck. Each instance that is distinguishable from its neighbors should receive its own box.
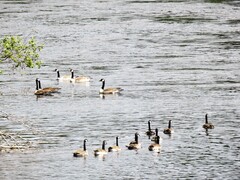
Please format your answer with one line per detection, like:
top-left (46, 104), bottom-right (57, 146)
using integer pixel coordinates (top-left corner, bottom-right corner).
top-left (102, 141), bottom-right (105, 150)
top-left (168, 120), bottom-right (171, 129)
top-left (205, 114), bottom-right (208, 124)
top-left (38, 80), bottom-right (42, 89)
top-left (71, 70), bottom-right (74, 79)
top-left (148, 121), bottom-right (151, 131)
top-left (116, 137), bottom-right (119, 146)
top-left (101, 80), bottom-right (105, 90)
top-left (155, 128), bottom-right (158, 136)
top-left (135, 134), bottom-right (138, 144)
top-left (57, 70), bottom-right (60, 78)
top-left (156, 136), bottom-right (160, 144)
top-left (83, 140), bottom-right (87, 151)
top-left (36, 79), bottom-right (39, 90)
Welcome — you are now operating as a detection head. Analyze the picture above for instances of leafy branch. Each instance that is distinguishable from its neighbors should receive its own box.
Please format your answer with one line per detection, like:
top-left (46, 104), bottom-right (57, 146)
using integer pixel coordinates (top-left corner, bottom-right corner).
top-left (0, 35), bottom-right (44, 70)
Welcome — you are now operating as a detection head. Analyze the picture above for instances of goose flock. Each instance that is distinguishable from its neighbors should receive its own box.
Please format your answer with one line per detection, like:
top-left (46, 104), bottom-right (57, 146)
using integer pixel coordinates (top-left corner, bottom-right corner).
top-left (34, 69), bottom-right (214, 158)
top-left (35, 69), bottom-right (122, 96)
top-left (73, 116), bottom-right (214, 157)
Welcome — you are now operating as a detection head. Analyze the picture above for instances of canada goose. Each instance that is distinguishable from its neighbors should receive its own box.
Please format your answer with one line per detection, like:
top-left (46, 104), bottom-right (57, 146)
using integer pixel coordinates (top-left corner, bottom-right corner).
top-left (94, 140), bottom-right (108, 156)
top-left (34, 78), bottom-right (53, 95)
top-left (126, 133), bottom-right (141, 150)
top-left (73, 139), bottom-right (88, 157)
top-left (108, 136), bottom-right (121, 152)
top-left (37, 78), bottom-right (61, 93)
top-left (99, 79), bottom-right (123, 94)
top-left (148, 136), bottom-right (161, 152)
top-left (55, 69), bottom-right (71, 81)
top-left (151, 128), bottom-right (163, 143)
top-left (203, 114), bottom-right (214, 129)
top-left (163, 120), bottom-right (174, 134)
top-left (146, 120), bottom-right (155, 136)
top-left (70, 69), bottom-right (91, 83)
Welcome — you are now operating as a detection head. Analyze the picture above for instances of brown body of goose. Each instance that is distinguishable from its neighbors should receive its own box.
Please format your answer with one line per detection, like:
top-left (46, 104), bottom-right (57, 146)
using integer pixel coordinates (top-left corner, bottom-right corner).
top-left (108, 136), bottom-right (121, 152)
top-left (148, 136), bottom-right (161, 152)
top-left (70, 69), bottom-right (91, 83)
top-left (203, 114), bottom-right (214, 129)
top-left (38, 78), bottom-right (61, 93)
top-left (34, 78), bottom-right (60, 95)
top-left (99, 79), bottom-right (123, 94)
top-left (163, 120), bottom-right (174, 134)
top-left (73, 139), bottom-right (88, 157)
top-left (146, 120), bottom-right (155, 136)
top-left (126, 133), bottom-right (141, 150)
top-left (94, 140), bottom-right (108, 156)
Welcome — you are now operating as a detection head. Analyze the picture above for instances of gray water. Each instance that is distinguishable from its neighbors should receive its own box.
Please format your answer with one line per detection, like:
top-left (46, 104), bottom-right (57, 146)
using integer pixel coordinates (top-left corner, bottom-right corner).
top-left (0, 0), bottom-right (240, 179)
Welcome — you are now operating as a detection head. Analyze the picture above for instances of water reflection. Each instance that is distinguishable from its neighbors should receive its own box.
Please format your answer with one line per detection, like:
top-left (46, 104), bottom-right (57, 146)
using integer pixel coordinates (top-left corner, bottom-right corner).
top-left (205, 129), bottom-right (209, 136)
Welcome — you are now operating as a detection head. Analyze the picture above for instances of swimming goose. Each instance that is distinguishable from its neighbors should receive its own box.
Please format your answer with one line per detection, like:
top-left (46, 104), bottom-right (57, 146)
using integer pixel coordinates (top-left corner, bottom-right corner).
top-left (126, 133), bottom-right (141, 150)
top-left (99, 78), bottom-right (123, 94)
top-left (203, 114), bottom-right (214, 129)
top-left (148, 136), bottom-right (161, 152)
top-left (94, 140), bottom-right (108, 156)
top-left (146, 120), bottom-right (155, 136)
top-left (69, 69), bottom-right (91, 83)
top-left (108, 136), bottom-right (121, 152)
top-left (163, 120), bottom-right (174, 134)
top-left (34, 78), bottom-right (51, 95)
top-left (37, 78), bottom-right (61, 93)
top-left (73, 139), bottom-right (88, 157)
top-left (151, 128), bottom-right (163, 143)
top-left (55, 69), bottom-right (71, 81)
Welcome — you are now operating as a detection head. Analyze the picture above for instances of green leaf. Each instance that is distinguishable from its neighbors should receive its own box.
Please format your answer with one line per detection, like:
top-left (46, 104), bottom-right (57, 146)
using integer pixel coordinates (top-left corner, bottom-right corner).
top-left (0, 35), bottom-right (44, 71)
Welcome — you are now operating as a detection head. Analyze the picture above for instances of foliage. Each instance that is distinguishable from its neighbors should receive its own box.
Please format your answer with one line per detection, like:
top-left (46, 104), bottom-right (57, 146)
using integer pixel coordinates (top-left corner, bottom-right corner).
top-left (0, 35), bottom-right (44, 70)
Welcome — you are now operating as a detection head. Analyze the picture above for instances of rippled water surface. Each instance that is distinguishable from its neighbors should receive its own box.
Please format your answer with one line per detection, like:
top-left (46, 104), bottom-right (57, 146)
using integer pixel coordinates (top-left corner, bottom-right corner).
top-left (0, 0), bottom-right (240, 179)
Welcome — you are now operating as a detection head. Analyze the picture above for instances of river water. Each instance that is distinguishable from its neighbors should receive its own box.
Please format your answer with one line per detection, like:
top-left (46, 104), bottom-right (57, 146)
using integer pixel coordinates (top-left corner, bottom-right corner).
top-left (0, 0), bottom-right (240, 179)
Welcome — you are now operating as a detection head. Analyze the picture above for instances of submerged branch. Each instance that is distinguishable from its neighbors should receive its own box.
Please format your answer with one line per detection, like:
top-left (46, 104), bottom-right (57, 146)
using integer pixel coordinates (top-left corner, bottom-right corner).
top-left (0, 111), bottom-right (39, 153)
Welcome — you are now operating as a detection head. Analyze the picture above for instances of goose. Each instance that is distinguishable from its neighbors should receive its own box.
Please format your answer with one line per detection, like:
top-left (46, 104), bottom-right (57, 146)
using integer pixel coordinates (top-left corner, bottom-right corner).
top-left (73, 139), bottom-right (88, 157)
top-left (37, 78), bottom-right (61, 93)
top-left (151, 128), bottom-right (163, 143)
top-left (94, 140), bottom-right (108, 156)
top-left (55, 69), bottom-right (71, 81)
top-left (99, 78), bottom-right (123, 94)
top-left (34, 78), bottom-right (48, 95)
top-left (126, 133), bottom-right (141, 150)
top-left (69, 69), bottom-right (91, 83)
top-left (163, 120), bottom-right (174, 134)
top-left (203, 114), bottom-right (214, 129)
top-left (148, 136), bottom-right (161, 152)
top-left (146, 120), bottom-right (155, 136)
top-left (34, 78), bottom-right (54, 95)
top-left (108, 136), bottom-right (121, 152)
